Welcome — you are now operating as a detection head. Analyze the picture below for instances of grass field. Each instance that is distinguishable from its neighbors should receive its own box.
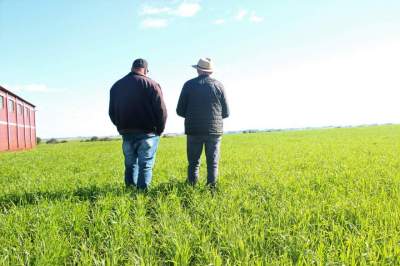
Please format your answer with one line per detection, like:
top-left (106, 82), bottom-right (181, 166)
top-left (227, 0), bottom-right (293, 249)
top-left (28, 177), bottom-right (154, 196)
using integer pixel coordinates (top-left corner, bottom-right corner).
top-left (1, 125), bottom-right (400, 265)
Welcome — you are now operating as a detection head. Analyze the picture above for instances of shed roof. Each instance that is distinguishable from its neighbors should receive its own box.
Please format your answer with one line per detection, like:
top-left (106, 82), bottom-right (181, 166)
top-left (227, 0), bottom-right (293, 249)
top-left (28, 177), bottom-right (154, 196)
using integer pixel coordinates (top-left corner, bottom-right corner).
top-left (0, 85), bottom-right (36, 107)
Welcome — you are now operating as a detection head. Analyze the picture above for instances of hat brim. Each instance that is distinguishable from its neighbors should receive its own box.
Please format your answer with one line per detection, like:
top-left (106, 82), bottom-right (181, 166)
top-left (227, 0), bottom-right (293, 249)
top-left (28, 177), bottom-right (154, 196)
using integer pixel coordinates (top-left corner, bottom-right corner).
top-left (192, 65), bottom-right (213, 72)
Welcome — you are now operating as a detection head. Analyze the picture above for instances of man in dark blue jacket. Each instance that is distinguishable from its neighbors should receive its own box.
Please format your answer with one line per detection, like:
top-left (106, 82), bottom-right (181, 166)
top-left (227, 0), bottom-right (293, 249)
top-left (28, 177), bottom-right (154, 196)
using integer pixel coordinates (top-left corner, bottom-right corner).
top-left (177, 58), bottom-right (229, 187)
top-left (109, 58), bottom-right (167, 189)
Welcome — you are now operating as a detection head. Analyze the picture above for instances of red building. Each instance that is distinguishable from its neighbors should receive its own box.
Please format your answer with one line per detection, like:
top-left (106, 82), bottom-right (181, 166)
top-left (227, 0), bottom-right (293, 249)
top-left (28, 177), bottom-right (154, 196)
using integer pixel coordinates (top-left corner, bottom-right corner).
top-left (0, 85), bottom-right (36, 152)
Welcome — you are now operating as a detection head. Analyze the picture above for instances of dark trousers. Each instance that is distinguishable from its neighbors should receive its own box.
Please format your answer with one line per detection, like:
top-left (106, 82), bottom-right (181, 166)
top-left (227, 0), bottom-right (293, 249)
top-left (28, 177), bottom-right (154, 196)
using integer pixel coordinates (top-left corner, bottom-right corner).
top-left (187, 135), bottom-right (222, 185)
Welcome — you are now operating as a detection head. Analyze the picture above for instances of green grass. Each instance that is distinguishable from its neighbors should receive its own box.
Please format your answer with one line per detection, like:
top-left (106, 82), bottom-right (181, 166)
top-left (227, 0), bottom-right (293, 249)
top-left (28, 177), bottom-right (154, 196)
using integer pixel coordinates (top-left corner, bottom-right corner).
top-left (1, 125), bottom-right (400, 265)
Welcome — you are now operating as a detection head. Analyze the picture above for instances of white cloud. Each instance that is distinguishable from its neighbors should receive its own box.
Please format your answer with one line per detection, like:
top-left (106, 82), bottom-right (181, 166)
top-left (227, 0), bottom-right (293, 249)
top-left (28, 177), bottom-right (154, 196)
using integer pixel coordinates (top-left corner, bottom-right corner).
top-left (234, 10), bottom-right (264, 23)
top-left (140, 6), bottom-right (171, 16)
top-left (249, 13), bottom-right (264, 23)
top-left (235, 9), bottom-right (248, 21)
top-left (139, 1), bottom-right (201, 30)
top-left (139, 2), bottom-right (201, 18)
top-left (213, 19), bottom-right (226, 25)
top-left (141, 18), bottom-right (168, 29)
top-left (173, 2), bottom-right (201, 17)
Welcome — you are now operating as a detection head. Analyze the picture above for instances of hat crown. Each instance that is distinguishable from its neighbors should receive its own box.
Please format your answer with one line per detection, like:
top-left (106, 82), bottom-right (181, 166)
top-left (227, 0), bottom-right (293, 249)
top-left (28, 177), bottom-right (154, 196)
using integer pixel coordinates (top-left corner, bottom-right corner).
top-left (193, 57), bottom-right (214, 72)
top-left (197, 58), bottom-right (213, 70)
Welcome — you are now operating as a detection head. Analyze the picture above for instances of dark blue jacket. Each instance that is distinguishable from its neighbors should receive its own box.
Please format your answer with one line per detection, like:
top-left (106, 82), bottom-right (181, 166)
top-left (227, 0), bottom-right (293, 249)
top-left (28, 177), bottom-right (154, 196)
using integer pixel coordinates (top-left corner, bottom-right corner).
top-left (176, 75), bottom-right (229, 135)
top-left (109, 72), bottom-right (167, 135)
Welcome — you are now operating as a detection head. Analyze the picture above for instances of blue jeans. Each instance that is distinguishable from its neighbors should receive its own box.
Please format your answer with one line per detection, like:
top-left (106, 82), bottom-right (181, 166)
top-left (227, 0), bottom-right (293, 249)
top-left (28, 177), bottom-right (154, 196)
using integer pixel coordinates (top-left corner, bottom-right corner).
top-left (122, 133), bottom-right (160, 189)
top-left (187, 135), bottom-right (222, 186)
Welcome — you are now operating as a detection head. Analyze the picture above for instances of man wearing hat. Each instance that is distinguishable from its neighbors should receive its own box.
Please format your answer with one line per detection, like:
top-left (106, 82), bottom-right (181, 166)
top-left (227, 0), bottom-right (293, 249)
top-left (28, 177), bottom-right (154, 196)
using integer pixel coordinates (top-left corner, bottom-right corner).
top-left (176, 58), bottom-right (230, 187)
top-left (109, 58), bottom-right (167, 189)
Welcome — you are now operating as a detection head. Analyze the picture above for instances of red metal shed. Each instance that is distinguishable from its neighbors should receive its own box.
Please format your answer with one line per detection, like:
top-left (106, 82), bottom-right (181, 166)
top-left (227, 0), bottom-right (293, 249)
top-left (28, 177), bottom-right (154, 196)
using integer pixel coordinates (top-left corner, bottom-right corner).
top-left (0, 85), bottom-right (37, 152)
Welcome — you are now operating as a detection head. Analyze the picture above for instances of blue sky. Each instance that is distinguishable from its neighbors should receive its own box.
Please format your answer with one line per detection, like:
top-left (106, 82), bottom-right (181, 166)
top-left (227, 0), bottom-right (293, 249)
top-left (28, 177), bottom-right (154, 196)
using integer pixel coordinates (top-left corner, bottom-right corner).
top-left (1, 0), bottom-right (400, 138)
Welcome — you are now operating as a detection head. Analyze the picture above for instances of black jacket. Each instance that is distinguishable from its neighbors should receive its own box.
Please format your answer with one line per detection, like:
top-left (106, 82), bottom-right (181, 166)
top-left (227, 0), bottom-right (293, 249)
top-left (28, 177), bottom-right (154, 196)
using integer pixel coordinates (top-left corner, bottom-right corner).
top-left (109, 72), bottom-right (167, 135)
top-left (176, 75), bottom-right (229, 135)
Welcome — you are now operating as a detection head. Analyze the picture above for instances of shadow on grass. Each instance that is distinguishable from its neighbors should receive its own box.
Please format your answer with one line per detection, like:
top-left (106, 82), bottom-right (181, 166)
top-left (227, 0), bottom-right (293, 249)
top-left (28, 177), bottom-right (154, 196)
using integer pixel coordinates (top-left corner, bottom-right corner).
top-left (0, 179), bottom-right (214, 211)
top-left (0, 183), bottom-right (126, 211)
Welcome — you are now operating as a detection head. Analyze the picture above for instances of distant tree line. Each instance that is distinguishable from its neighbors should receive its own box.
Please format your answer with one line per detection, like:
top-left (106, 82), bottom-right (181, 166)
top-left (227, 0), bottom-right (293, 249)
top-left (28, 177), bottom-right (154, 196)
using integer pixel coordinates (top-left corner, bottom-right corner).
top-left (46, 138), bottom-right (68, 144)
top-left (242, 130), bottom-right (259, 134)
top-left (80, 136), bottom-right (114, 142)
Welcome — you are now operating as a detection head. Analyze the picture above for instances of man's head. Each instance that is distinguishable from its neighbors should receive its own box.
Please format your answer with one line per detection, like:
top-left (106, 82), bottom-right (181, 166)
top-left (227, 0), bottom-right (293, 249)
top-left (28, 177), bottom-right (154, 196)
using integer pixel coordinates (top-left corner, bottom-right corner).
top-left (132, 58), bottom-right (149, 76)
top-left (192, 58), bottom-right (213, 76)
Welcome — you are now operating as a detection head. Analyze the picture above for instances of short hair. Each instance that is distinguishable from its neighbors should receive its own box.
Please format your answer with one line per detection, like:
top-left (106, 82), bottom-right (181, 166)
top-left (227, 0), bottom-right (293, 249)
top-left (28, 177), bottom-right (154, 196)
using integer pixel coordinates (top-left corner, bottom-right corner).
top-left (132, 58), bottom-right (148, 69)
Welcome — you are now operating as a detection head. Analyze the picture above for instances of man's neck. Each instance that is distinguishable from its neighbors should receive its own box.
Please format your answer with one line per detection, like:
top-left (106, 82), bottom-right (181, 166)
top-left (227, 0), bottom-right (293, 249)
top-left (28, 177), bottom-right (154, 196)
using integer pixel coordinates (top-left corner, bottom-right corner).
top-left (132, 70), bottom-right (146, 76)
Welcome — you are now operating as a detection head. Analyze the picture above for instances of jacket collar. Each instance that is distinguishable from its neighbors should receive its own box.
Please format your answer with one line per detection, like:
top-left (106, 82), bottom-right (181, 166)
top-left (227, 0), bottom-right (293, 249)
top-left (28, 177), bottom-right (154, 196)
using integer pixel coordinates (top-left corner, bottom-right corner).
top-left (131, 71), bottom-right (146, 77)
top-left (197, 74), bottom-right (211, 79)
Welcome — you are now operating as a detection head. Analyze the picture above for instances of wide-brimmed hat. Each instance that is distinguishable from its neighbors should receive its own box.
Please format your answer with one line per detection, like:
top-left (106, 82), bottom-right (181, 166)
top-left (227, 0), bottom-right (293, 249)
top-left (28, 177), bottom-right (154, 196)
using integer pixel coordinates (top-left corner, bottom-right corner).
top-left (192, 58), bottom-right (214, 72)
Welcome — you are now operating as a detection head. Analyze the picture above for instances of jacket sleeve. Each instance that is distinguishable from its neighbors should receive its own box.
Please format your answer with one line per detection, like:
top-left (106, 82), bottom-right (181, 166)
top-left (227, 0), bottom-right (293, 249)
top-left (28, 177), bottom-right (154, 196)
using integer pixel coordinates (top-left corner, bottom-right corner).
top-left (151, 83), bottom-right (168, 135)
top-left (220, 84), bottom-right (230, 119)
top-left (176, 84), bottom-right (188, 118)
top-left (108, 88), bottom-right (116, 125)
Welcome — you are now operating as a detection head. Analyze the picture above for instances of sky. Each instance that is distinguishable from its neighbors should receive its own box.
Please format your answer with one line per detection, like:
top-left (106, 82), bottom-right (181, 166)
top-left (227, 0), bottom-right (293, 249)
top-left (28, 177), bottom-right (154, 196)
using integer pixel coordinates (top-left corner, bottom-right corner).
top-left (1, 0), bottom-right (400, 138)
